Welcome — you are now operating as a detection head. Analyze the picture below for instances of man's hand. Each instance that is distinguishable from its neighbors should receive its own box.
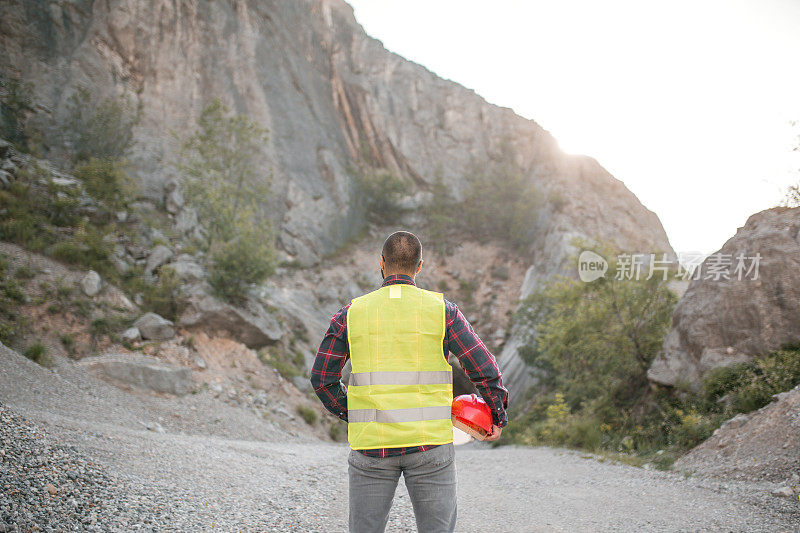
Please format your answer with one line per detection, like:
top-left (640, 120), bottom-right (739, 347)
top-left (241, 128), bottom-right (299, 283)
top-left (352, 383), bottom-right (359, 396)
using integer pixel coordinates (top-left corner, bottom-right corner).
top-left (483, 424), bottom-right (502, 442)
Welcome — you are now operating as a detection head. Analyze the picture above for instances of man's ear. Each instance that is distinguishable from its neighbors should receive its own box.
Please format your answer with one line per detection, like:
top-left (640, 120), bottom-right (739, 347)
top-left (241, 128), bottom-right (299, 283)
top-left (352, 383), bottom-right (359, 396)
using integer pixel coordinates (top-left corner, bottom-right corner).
top-left (416, 259), bottom-right (423, 275)
top-left (380, 254), bottom-right (385, 269)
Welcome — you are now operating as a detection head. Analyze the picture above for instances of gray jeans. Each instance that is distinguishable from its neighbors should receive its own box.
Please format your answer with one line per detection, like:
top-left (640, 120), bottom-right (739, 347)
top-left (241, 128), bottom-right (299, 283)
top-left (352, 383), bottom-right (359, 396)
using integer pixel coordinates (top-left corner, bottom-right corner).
top-left (348, 443), bottom-right (457, 533)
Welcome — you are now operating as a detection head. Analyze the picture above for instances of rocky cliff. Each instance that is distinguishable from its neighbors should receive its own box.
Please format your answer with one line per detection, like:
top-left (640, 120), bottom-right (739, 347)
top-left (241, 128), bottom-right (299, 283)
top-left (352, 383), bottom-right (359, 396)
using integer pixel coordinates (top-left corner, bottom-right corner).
top-left (0, 0), bottom-right (673, 398)
top-left (648, 207), bottom-right (800, 390)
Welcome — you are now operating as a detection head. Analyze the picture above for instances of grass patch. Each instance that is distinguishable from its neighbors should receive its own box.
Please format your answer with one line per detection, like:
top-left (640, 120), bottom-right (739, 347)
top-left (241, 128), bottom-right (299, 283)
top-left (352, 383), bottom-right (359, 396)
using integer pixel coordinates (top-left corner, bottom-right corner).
top-left (59, 333), bottom-right (75, 356)
top-left (297, 405), bottom-right (318, 425)
top-left (23, 341), bottom-right (51, 366)
top-left (258, 347), bottom-right (306, 380)
top-left (14, 265), bottom-right (36, 280)
top-left (0, 254), bottom-right (27, 345)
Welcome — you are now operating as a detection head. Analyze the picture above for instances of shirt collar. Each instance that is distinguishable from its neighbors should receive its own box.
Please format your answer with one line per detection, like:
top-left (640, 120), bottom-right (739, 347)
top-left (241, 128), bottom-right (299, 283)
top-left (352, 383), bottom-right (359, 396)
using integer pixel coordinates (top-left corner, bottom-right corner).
top-left (381, 274), bottom-right (416, 287)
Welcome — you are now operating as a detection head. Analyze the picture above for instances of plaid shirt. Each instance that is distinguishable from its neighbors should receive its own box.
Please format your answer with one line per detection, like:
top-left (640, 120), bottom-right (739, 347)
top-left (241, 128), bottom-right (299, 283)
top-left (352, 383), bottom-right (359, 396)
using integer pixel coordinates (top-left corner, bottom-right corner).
top-left (311, 274), bottom-right (508, 457)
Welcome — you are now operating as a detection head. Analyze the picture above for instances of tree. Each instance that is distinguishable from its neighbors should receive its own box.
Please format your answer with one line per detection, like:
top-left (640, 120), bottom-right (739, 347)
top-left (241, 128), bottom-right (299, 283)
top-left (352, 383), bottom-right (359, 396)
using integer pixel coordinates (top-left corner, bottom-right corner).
top-left (63, 86), bottom-right (139, 164)
top-left (515, 245), bottom-right (677, 412)
top-left (177, 99), bottom-right (275, 303)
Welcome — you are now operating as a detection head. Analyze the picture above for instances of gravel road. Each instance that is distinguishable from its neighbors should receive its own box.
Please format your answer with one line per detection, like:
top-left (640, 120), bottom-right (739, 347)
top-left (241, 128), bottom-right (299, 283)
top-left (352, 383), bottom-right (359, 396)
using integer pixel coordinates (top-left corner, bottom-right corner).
top-left (1, 346), bottom-right (798, 532)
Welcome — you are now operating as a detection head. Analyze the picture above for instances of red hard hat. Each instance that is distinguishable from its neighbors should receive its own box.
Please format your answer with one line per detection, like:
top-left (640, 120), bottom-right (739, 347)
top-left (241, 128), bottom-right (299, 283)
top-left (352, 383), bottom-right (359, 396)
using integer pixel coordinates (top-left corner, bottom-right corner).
top-left (451, 394), bottom-right (492, 440)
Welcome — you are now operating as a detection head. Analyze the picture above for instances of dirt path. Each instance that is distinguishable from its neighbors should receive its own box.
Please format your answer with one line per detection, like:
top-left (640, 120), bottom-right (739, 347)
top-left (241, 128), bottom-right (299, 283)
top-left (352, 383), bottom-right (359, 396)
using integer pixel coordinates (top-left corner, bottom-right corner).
top-left (1, 347), bottom-right (798, 532)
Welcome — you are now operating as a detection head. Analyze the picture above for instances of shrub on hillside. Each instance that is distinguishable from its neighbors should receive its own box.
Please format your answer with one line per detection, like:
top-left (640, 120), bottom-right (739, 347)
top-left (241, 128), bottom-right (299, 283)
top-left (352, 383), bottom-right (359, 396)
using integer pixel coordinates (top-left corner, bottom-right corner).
top-left (23, 341), bottom-right (50, 366)
top-left (701, 346), bottom-right (800, 416)
top-left (63, 86), bottom-right (139, 164)
top-left (0, 254), bottom-right (27, 345)
top-left (72, 157), bottom-right (138, 209)
top-left (297, 405), bottom-right (318, 425)
top-left (354, 167), bottom-right (407, 224)
top-left (208, 224), bottom-right (276, 304)
top-left (461, 147), bottom-right (541, 251)
top-left (0, 73), bottom-right (34, 149)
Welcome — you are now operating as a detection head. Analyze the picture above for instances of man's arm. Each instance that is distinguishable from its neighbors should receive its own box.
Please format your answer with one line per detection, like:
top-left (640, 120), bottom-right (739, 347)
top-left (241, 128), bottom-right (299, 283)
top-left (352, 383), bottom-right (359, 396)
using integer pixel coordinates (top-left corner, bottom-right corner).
top-left (310, 304), bottom-right (351, 421)
top-left (445, 301), bottom-right (509, 427)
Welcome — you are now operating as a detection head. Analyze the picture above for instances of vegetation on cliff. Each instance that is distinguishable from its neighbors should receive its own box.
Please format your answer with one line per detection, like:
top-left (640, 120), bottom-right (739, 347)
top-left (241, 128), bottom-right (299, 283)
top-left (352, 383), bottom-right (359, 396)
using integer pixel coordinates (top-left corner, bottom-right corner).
top-left (177, 98), bottom-right (276, 304)
top-left (505, 244), bottom-right (800, 468)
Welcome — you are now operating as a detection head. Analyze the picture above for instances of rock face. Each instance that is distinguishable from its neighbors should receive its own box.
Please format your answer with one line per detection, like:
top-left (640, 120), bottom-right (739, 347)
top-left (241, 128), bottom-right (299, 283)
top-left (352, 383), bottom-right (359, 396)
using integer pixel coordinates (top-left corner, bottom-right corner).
top-left (179, 285), bottom-right (282, 349)
top-left (144, 245), bottom-right (174, 280)
top-left (133, 312), bottom-right (175, 341)
top-left (80, 353), bottom-right (192, 395)
top-left (649, 207), bottom-right (800, 390)
top-left (675, 385), bottom-right (800, 483)
top-left (0, 0), bottom-right (674, 397)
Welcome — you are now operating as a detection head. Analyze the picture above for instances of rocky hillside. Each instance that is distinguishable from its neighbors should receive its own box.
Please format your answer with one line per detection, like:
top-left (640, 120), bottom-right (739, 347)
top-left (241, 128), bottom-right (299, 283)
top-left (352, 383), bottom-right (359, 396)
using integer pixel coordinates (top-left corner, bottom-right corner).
top-left (1, 0), bottom-right (674, 398)
top-left (676, 384), bottom-right (800, 492)
top-left (649, 207), bottom-right (800, 390)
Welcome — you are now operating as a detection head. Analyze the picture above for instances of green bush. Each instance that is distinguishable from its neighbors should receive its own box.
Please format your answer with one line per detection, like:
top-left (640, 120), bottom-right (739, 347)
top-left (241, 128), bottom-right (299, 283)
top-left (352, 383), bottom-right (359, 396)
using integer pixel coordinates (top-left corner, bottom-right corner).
top-left (23, 341), bottom-right (50, 366)
top-left (354, 167), bottom-right (407, 224)
top-left (13, 265), bottom-right (35, 280)
top-left (144, 266), bottom-right (185, 322)
top-left (63, 86), bottom-right (139, 164)
top-left (72, 157), bottom-right (138, 209)
top-left (329, 420), bottom-right (347, 442)
top-left (701, 347), bottom-right (800, 416)
top-left (59, 333), bottom-right (75, 356)
top-left (48, 223), bottom-right (115, 280)
top-left (258, 347), bottom-right (305, 380)
top-left (208, 223), bottom-right (276, 304)
top-left (0, 73), bottom-right (34, 148)
top-left (461, 145), bottom-right (541, 251)
top-left (297, 405), bottom-right (319, 425)
top-left (0, 255), bottom-right (27, 345)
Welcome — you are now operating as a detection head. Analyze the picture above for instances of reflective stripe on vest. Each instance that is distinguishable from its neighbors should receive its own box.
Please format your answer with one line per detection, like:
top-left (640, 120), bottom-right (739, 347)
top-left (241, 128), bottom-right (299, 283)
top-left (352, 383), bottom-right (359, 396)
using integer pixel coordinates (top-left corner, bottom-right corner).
top-left (349, 370), bottom-right (453, 387)
top-left (346, 283), bottom-right (453, 450)
top-left (348, 405), bottom-right (452, 424)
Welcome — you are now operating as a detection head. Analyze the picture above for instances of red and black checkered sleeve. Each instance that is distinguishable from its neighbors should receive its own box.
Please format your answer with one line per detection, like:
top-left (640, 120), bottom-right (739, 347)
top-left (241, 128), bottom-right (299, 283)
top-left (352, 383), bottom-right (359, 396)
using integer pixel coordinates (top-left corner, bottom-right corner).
top-left (310, 303), bottom-right (351, 421)
top-left (445, 300), bottom-right (509, 427)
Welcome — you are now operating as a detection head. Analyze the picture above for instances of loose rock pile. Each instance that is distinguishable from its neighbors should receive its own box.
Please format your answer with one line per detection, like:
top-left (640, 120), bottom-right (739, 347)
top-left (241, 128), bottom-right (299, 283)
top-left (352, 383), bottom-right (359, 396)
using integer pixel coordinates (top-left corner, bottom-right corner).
top-left (0, 403), bottom-right (178, 531)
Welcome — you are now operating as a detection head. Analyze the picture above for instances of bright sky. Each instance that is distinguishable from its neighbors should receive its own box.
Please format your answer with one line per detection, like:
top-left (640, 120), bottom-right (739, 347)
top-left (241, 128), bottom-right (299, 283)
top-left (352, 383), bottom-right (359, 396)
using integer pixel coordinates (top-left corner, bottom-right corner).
top-left (347, 0), bottom-right (800, 255)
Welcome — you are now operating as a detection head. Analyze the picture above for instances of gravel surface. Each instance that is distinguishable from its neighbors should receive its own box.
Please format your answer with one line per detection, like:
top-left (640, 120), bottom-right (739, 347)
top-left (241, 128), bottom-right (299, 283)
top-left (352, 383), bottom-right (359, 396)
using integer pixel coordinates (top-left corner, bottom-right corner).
top-left (2, 345), bottom-right (799, 531)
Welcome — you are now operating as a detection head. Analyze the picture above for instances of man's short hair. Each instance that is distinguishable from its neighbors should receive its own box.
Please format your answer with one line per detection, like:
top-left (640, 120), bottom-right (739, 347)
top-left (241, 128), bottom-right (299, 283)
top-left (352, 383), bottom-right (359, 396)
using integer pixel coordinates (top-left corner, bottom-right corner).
top-left (382, 231), bottom-right (422, 273)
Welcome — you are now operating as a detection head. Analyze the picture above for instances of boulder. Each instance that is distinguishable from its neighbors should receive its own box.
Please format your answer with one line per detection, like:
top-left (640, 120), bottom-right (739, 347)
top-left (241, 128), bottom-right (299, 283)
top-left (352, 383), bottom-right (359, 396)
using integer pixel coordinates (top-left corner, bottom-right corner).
top-left (80, 353), bottom-right (191, 395)
top-left (133, 312), bottom-right (174, 341)
top-left (175, 207), bottom-right (197, 232)
top-left (0, 139), bottom-right (11, 158)
top-left (144, 245), bottom-right (174, 279)
top-left (179, 285), bottom-right (281, 348)
top-left (164, 178), bottom-right (184, 214)
top-left (80, 270), bottom-right (102, 296)
top-left (121, 327), bottom-right (141, 342)
top-left (171, 254), bottom-right (205, 281)
top-left (649, 207), bottom-right (800, 389)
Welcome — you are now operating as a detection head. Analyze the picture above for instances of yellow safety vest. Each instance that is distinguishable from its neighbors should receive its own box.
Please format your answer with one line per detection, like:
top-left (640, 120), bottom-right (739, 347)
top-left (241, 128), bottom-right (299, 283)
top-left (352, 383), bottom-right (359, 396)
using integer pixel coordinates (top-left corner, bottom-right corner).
top-left (346, 283), bottom-right (453, 450)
